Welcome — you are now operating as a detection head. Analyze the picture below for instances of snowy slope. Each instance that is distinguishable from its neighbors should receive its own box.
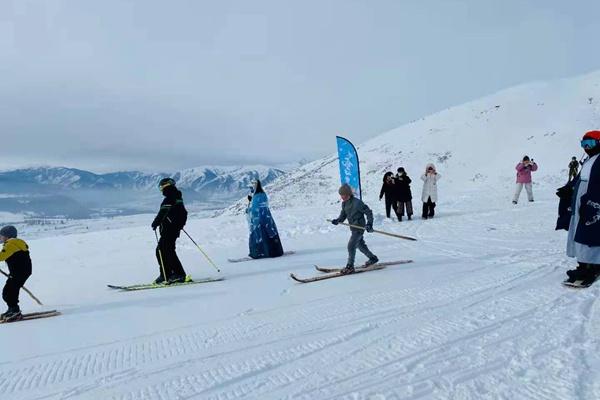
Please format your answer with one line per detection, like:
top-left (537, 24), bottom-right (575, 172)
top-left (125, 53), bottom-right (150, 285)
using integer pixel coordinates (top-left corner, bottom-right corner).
top-left (226, 70), bottom-right (600, 213)
top-left (0, 189), bottom-right (598, 399)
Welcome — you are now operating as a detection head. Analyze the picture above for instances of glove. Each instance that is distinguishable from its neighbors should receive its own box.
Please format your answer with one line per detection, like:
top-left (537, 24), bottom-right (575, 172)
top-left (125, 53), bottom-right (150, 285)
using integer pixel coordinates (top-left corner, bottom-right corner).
top-left (331, 219), bottom-right (339, 225)
top-left (151, 222), bottom-right (158, 230)
top-left (365, 224), bottom-right (374, 233)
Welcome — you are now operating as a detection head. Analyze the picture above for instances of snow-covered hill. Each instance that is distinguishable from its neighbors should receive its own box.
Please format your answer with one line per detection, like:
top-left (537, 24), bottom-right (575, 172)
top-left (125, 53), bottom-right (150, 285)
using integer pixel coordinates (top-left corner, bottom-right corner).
top-left (232, 70), bottom-right (600, 213)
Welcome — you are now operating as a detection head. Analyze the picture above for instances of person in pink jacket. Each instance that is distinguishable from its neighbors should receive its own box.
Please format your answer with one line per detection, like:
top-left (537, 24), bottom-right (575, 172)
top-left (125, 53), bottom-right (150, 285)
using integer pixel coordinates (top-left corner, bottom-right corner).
top-left (512, 155), bottom-right (538, 204)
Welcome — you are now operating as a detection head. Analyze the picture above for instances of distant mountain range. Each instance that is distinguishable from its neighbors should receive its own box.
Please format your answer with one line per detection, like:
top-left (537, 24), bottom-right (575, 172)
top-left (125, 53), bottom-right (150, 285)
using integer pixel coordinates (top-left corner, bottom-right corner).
top-left (0, 166), bottom-right (286, 219)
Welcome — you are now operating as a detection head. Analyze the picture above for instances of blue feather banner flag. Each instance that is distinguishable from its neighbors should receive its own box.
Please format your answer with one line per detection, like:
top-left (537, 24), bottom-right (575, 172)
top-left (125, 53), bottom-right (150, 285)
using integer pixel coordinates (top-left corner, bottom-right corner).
top-left (336, 136), bottom-right (362, 199)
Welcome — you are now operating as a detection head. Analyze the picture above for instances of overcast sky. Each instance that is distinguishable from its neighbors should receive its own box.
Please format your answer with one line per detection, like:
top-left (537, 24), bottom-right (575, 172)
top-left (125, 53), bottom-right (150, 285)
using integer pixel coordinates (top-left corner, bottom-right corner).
top-left (1, 0), bottom-right (599, 172)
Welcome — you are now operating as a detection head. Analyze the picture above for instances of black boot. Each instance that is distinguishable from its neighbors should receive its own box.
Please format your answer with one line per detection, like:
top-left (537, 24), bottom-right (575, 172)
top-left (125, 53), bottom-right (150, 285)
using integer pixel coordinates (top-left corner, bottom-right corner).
top-left (1, 306), bottom-right (22, 322)
top-left (365, 256), bottom-right (379, 267)
top-left (340, 264), bottom-right (355, 275)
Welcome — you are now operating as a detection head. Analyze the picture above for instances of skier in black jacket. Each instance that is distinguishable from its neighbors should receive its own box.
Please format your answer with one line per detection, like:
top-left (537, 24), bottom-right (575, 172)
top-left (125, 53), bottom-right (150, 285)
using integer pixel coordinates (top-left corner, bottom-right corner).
top-left (0, 226), bottom-right (31, 322)
top-left (151, 178), bottom-right (188, 284)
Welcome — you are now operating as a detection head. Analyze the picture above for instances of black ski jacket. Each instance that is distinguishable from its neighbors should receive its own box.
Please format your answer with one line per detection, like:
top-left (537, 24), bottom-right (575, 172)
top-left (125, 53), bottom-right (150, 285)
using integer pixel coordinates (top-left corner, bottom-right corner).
top-left (152, 186), bottom-right (188, 237)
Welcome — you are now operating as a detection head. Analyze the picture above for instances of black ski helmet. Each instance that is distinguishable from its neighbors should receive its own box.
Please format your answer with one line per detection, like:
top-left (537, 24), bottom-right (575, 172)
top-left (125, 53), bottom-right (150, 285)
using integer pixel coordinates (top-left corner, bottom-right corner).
top-left (158, 177), bottom-right (176, 191)
top-left (0, 225), bottom-right (17, 239)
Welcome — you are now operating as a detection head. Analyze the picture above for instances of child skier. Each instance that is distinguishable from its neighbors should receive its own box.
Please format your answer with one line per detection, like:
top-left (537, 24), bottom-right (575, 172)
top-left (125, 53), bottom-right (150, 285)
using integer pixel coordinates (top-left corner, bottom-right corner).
top-left (0, 226), bottom-right (32, 322)
top-left (151, 178), bottom-right (189, 284)
top-left (331, 184), bottom-right (379, 274)
top-left (564, 131), bottom-right (600, 285)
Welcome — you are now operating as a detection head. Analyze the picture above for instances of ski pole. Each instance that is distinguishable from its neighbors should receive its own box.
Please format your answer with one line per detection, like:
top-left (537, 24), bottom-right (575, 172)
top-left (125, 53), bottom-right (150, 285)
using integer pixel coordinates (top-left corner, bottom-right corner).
top-left (327, 220), bottom-right (417, 241)
top-left (181, 228), bottom-right (221, 273)
top-left (154, 230), bottom-right (169, 284)
top-left (0, 269), bottom-right (43, 306)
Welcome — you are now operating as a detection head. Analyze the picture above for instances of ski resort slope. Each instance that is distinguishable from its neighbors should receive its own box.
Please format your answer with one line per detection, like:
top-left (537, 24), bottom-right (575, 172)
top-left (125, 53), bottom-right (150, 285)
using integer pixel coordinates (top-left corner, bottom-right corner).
top-left (221, 69), bottom-right (600, 214)
top-left (1, 186), bottom-right (599, 400)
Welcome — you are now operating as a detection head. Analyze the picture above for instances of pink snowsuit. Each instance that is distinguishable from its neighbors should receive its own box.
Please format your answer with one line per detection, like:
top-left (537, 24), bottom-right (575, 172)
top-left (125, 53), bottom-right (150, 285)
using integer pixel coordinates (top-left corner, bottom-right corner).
top-left (513, 162), bottom-right (538, 203)
top-left (515, 162), bottom-right (538, 183)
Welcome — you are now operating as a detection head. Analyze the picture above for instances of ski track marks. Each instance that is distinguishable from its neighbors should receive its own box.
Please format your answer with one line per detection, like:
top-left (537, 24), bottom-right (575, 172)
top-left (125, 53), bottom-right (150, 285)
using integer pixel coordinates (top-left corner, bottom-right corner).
top-left (1, 202), bottom-right (596, 399)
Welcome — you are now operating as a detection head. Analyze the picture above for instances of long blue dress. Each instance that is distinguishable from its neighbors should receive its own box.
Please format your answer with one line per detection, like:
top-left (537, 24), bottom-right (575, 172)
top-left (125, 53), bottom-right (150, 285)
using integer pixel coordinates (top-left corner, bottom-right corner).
top-left (248, 192), bottom-right (284, 259)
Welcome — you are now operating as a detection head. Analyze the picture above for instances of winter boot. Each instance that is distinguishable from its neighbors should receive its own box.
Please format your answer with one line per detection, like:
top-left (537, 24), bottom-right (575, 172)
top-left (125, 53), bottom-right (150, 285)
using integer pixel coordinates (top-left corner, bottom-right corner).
top-left (398, 216), bottom-right (403, 222)
top-left (340, 264), bottom-right (355, 275)
top-left (566, 263), bottom-right (590, 283)
top-left (408, 215), bottom-right (412, 221)
top-left (1, 306), bottom-right (22, 322)
top-left (365, 256), bottom-right (379, 267)
top-left (580, 265), bottom-right (600, 287)
top-left (168, 275), bottom-right (187, 284)
top-left (154, 275), bottom-right (167, 285)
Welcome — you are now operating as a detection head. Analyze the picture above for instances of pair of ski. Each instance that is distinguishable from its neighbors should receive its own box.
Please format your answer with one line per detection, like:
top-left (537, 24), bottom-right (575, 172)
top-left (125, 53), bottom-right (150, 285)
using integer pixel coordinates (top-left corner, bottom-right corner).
top-left (290, 260), bottom-right (413, 284)
top-left (0, 310), bottom-right (61, 324)
top-left (107, 277), bottom-right (224, 291)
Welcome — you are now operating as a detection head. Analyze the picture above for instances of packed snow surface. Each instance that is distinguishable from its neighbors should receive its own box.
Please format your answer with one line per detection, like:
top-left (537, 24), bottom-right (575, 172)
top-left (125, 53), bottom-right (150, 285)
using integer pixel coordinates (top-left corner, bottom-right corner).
top-left (0, 187), bottom-right (598, 400)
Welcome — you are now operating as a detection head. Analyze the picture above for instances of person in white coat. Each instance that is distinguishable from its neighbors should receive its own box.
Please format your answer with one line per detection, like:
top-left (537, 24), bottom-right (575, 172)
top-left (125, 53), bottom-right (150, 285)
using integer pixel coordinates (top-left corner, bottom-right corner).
top-left (421, 163), bottom-right (441, 219)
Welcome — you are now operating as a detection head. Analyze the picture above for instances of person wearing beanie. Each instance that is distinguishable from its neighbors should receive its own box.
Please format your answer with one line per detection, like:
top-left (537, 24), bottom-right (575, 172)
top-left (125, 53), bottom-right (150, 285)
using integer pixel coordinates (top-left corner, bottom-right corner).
top-left (0, 226), bottom-right (32, 322)
top-left (395, 167), bottom-right (414, 221)
top-left (331, 184), bottom-right (379, 274)
top-left (513, 155), bottom-right (538, 204)
top-left (564, 130), bottom-right (600, 286)
top-left (421, 163), bottom-right (441, 219)
top-left (568, 156), bottom-right (580, 181)
top-left (151, 178), bottom-right (189, 284)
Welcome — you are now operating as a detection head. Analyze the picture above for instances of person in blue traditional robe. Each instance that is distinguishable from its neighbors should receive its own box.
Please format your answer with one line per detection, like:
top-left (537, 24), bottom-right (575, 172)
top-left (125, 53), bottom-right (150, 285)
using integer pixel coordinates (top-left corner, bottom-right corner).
top-left (248, 180), bottom-right (284, 259)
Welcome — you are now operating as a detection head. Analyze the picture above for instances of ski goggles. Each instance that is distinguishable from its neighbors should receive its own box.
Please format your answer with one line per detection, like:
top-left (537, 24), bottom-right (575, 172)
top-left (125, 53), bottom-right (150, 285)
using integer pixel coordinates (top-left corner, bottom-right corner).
top-left (581, 138), bottom-right (599, 149)
top-left (159, 182), bottom-right (173, 191)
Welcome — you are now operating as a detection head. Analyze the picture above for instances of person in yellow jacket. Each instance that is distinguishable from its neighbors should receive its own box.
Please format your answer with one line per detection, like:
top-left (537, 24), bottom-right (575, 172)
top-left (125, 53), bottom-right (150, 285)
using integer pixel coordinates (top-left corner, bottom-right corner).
top-left (0, 226), bottom-right (32, 322)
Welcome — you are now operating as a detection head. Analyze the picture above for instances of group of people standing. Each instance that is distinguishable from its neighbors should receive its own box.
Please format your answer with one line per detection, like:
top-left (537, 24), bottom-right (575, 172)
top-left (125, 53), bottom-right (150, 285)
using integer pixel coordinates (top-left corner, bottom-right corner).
top-left (379, 164), bottom-right (441, 221)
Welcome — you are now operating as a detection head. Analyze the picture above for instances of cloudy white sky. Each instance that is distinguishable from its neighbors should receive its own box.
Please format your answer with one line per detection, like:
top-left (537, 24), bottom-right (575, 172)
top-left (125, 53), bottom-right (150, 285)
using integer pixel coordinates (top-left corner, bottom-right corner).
top-left (1, 0), bottom-right (599, 172)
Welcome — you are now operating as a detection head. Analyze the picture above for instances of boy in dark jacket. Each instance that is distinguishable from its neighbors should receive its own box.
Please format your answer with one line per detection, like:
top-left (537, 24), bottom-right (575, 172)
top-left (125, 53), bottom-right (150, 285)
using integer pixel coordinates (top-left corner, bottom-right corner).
top-left (331, 184), bottom-right (379, 274)
top-left (151, 178), bottom-right (189, 284)
top-left (0, 225), bottom-right (32, 322)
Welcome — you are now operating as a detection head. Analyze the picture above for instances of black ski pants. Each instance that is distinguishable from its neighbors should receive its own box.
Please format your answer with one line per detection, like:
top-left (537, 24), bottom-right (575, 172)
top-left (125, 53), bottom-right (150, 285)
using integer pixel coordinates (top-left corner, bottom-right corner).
top-left (422, 197), bottom-right (436, 218)
top-left (397, 201), bottom-right (413, 217)
top-left (384, 197), bottom-right (400, 220)
top-left (2, 271), bottom-right (31, 309)
top-left (156, 234), bottom-right (187, 280)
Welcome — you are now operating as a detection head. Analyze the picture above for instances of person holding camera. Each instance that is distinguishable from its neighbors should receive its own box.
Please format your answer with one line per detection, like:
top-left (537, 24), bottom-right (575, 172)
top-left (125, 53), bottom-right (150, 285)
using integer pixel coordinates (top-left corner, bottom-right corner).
top-left (512, 156), bottom-right (538, 204)
top-left (421, 163), bottom-right (441, 219)
top-left (395, 167), bottom-right (413, 221)
top-left (379, 172), bottom-right (400, 220)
